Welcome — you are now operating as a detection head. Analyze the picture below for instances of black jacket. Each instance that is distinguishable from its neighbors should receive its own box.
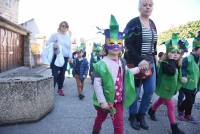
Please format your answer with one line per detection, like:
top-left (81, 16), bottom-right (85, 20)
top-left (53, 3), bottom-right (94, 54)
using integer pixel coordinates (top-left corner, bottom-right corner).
top-left (123, 17), bottom-right (157, 66)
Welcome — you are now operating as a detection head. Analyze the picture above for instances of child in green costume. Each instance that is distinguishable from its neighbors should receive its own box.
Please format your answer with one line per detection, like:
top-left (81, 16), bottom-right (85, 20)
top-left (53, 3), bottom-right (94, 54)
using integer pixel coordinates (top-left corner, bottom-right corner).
top-left (148, 33), bottom-right (185, 134)
top-left (178, 31), bottom-right (200, 122)
top-left (92, 15), bottom-right (140, 134)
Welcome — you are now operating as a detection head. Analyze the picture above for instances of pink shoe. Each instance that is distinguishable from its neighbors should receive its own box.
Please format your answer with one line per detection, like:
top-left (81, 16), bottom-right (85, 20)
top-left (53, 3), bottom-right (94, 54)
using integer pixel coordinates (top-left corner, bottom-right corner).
top-left (177, 112), bottom-right (185, 121)
top-left (184, 115), bottom-right (198, 124)
top-left (184, 115), bottom-right (194, 121)
top-left (58, 88), bottom-right (65, 96)
top-left (177, 114), bottom-right (185, 121)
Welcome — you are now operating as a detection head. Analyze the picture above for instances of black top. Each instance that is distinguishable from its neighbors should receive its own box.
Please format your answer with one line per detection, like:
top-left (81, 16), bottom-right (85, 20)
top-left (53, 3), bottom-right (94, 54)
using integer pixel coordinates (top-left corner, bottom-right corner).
top-left (123, 17), bottom-right (157, 66)
top-left (161, 59), bottom-right (177, 76)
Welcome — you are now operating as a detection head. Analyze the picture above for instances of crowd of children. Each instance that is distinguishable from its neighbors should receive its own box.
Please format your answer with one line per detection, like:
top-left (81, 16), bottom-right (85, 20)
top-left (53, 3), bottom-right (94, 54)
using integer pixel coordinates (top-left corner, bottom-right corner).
top-left (44, 14), bottom-right (200, 134)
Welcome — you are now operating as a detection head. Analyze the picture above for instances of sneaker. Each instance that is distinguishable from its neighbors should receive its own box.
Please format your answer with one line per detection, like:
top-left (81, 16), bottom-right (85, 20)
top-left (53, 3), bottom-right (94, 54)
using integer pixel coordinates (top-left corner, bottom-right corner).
top-left (184, 115), bottom-right (194, 121)
top-left (58, 88), bottom-right (65, 96)
top-left (79, 94), bottom-right (85, 100)
top-left (184, 115), bottom-right (197, 124)
top-left (177, 112), bottom-right (185, 121)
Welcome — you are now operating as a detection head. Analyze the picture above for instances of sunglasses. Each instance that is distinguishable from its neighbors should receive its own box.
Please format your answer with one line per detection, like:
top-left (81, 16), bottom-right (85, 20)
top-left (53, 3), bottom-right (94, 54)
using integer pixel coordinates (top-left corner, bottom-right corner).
top-left (61, 25), bottom-right (69, 28)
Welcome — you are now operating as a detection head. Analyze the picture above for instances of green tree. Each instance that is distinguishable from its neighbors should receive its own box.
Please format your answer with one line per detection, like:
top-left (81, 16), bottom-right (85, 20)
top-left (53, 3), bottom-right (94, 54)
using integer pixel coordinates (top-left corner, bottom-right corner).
top-left (158, 20), bottom-right (200, 45)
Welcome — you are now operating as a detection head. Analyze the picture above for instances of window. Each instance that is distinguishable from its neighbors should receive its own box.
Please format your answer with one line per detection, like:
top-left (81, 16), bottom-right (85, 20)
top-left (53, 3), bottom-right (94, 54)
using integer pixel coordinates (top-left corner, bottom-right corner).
top-left (5, 0), bottom-right (12, 8)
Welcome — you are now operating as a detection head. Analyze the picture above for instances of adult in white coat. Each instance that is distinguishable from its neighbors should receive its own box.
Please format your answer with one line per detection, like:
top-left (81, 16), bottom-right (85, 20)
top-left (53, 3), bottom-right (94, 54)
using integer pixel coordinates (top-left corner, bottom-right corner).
top-left (47, 21), bottom-right (72, 96)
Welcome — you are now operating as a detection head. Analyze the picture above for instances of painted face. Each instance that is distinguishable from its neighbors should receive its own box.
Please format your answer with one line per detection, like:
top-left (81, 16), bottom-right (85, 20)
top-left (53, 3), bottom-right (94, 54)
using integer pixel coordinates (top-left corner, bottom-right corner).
top-left (139, 0), bottom-right (153, 17)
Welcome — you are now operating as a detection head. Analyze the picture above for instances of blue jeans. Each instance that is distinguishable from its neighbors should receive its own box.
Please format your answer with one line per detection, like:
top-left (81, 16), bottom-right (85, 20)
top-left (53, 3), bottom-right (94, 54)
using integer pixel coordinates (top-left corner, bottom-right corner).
top-left (129, 63), bottom-right (156, 115)
top-left (51, 57), bottom-right (68, 89)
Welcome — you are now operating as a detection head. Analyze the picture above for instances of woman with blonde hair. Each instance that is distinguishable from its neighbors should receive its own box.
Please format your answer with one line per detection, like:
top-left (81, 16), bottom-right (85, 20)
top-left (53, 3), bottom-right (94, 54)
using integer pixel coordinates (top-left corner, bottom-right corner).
top-left (124, 0), bottom-right (157, 130)
top-left (47, 21), bottom-right (72, 96)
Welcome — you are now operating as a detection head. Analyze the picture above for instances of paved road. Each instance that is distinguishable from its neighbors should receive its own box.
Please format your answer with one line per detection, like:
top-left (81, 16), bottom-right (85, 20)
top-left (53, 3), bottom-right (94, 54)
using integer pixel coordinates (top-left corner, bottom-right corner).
top-left (0, 70), bottom-right (200, 134)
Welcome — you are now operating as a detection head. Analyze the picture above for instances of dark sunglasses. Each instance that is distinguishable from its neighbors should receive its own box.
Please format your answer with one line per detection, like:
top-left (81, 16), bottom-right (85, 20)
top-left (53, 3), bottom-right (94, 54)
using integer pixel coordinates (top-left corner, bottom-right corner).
top-left (61, 25), bottom-right (68, 28)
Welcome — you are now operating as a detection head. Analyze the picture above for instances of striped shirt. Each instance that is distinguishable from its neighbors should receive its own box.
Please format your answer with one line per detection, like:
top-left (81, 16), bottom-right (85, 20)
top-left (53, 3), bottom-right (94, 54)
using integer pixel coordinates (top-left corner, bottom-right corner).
top-left (141, 25), bottom-right (157, 56)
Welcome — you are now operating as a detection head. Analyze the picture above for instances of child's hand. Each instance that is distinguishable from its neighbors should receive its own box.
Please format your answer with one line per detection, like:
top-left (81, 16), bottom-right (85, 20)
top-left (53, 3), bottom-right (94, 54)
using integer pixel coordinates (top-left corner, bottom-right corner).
top-left (68, 58), bottom-right (73, 64)
top-left (100, 102), bottom-right (110, 110)
top-left (177, 58), bottom-right (183, 67)
top-left (181, 77), bottom-right (188, 83)
top-left (130, 67), bottom-right (140, 74)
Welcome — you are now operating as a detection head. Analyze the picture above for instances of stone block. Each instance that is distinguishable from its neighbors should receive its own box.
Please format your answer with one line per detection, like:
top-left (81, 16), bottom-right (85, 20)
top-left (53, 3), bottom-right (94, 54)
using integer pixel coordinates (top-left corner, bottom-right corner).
top-left (0, 74), bottom-right (54, 125)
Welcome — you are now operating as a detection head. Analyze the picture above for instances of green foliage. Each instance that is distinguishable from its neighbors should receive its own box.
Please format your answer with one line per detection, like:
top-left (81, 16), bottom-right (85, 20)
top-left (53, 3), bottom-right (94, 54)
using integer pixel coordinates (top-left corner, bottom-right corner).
top-left (158, 20), bottom-right (200, 45)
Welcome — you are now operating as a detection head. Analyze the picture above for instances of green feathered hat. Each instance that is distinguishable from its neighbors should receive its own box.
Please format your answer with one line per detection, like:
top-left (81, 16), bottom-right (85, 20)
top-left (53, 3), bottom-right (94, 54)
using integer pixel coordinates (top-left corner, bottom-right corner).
top-left (96, 15), bottom-right (124, 50)
top-left (93, 43), bottom-right (102, 52)
top-left (189, 31), bottom-right (200, 48)
top-left (165, 33), bottom-right (180, 53)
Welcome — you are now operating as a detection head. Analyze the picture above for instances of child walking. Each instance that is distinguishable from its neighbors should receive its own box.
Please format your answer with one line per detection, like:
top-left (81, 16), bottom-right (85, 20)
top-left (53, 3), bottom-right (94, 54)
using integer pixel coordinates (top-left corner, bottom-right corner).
top-left (89, 43), bottom-right (103, 85)
top-left (177, 31), bottom-right (200, 122)
top-left (176, 39), bottom-right (189, 111)
top-left (148, 33), bottom-right (185, 134)
top-left (72, 46), bottom-right (89, 100)
top-left (92, 15), bottom-right (140, 134)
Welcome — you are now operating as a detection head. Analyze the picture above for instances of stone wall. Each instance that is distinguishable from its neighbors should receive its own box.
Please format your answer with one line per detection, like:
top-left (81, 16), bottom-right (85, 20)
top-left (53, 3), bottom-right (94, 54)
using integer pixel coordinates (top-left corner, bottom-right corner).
top-left (0, 0), bottom-right (19, 24)
top-left (0, 74), bottom-right (54, 125)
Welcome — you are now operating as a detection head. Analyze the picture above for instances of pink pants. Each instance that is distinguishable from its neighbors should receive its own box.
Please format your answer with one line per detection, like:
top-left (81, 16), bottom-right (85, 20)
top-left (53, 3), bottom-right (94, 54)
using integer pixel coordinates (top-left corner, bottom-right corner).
top-left (93, 102), bottom-right (124, 134)
top-left (152, 97), bottom-right (176, 124)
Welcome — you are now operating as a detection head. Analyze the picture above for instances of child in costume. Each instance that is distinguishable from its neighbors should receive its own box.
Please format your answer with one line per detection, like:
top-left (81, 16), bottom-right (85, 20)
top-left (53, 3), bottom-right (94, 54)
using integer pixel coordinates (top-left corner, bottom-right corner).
top-left (72, 46), bottom-right (89, 100)
top-left (89, 43), bottom-right (103, 84)
top-left (92, 15), bottom-right (140, 134)
top-left (148, 33), bottom-right (185, 134)
top-left (176, 39), bottom-right (189, 111)
top-left (177, 31), bottom-right (200, 122)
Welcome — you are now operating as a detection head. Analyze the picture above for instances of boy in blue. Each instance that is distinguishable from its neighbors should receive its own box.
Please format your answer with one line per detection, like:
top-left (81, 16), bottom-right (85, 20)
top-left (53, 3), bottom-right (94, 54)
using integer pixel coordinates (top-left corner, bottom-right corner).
top-left (72, 46), bottom-right (89, 100)
top-left (177, 31), bottom-right (200, 122)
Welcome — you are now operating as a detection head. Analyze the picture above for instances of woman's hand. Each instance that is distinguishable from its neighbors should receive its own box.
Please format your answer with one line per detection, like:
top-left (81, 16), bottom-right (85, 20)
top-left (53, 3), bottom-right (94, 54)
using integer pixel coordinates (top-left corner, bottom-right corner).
top-left (138, 60), bottom-right (149, 71)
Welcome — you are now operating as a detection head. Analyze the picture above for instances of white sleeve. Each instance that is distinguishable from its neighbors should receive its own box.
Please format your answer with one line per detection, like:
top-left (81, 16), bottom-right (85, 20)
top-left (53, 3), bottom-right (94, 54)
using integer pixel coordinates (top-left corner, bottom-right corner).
top-left (127, 66), bottom-right (140, 75)
top-left (47, 33), bottom-right (57, 45)
top-left (68, 41), bottom-right (72, 59)
top-left (94, 77), bottom-right (107, 104)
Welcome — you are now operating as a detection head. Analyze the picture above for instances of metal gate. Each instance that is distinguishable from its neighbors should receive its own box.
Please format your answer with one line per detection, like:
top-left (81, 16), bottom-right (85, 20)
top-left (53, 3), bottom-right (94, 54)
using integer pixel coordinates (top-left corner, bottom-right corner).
top-left (0, 27), bottom-right (24, 72)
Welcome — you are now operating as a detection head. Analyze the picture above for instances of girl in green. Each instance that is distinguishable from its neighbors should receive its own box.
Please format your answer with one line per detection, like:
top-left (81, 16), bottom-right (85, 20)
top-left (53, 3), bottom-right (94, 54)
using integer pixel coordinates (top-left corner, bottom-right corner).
top-left (148, 33), bottom-right (185, 134)
top-left (178, 31), bottom-right (200, 122)
top-left (92, 15), bottom-right (140, 134)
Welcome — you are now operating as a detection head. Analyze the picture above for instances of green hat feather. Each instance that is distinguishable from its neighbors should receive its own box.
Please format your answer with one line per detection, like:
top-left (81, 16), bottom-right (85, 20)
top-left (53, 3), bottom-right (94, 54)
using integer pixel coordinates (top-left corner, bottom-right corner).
top-left (189, 31), bottom-right (200, 48)
top-left (109, 15), bottom-right (119, 41)
top-left (93, 43), bottom-right (102, 52)
top-left (165, 33), bottom-right (180, 53)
